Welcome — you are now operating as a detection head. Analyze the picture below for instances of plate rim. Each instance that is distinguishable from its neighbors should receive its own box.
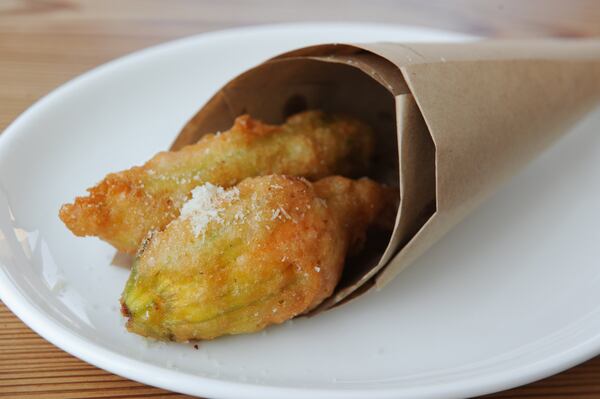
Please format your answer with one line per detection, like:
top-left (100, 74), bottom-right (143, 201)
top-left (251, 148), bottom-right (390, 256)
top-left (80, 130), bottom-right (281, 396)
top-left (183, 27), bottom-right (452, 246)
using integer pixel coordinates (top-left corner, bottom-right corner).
top-left (1, 21), bottom-right (599, 399)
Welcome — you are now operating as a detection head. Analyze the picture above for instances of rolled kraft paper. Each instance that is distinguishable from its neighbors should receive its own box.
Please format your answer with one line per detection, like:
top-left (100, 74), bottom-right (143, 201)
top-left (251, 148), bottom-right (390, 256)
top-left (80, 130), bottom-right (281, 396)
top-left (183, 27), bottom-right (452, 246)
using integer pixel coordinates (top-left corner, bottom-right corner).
top-left (173, 40), bottom-right (600, 310)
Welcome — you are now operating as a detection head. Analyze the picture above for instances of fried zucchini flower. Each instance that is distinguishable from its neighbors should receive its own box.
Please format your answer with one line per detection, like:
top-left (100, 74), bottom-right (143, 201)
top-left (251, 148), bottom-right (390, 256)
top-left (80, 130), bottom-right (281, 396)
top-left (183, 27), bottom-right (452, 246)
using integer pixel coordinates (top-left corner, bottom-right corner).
top-left (59, 111), bottom-right (374, 253)
top-left (121, 175), bottom-right (397, 341)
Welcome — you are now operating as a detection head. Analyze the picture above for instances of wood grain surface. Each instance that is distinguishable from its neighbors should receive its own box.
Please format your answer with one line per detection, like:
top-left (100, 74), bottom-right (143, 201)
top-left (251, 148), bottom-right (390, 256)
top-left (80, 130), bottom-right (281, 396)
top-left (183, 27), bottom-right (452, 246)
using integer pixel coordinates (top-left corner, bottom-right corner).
top-left (1, 1), bottom-right (600, 398)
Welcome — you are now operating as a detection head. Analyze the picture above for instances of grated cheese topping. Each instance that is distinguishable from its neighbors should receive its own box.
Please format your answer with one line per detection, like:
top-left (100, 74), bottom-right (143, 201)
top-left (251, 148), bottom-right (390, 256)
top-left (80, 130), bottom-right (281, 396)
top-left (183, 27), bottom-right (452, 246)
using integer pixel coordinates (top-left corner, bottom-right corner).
top-left (180, 183), bottom-right (239, 237)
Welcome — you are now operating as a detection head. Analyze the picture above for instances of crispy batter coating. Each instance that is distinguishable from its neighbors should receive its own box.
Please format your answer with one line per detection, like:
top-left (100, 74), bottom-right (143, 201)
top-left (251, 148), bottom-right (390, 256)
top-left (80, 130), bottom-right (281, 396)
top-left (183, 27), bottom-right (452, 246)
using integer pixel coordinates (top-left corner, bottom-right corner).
top-left (59, 111), bottom-right (374, 253)
top-left (120, 175), bottom-right (397, 341)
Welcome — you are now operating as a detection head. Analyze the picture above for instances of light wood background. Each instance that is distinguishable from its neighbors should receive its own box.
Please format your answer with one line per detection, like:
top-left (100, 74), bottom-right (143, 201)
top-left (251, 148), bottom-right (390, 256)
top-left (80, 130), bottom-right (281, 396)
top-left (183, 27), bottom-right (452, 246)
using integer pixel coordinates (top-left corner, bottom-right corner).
top-left (1, 1), bottom-right (600, 398)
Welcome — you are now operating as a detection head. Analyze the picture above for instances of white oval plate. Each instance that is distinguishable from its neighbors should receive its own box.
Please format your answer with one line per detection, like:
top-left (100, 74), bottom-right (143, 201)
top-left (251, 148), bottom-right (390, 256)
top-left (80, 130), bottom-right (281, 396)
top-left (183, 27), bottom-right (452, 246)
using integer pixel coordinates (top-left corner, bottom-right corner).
top-left (1, 23), bottom-right (599, 399)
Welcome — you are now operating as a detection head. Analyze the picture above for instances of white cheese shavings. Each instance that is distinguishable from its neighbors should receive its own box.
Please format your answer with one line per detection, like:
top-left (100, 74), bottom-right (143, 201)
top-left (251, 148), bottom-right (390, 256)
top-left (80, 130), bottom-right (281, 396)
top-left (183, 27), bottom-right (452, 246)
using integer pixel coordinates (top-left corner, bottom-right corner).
top-left (180, 183), bottom-right (239, 237)
top-left (233, 209), bottom-right (245, 222)
top-left (279, 207), bottom-right (292, 220)
top-left (271, 206), bottom-right (292, 221)
top-left (271, 208), bottom-right (280, 220)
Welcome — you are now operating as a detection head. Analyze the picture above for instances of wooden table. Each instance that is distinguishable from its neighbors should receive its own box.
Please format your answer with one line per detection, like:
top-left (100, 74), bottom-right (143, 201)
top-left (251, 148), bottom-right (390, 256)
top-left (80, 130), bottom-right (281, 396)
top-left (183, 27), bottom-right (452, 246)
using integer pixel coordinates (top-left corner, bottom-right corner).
top-left (1, 1), bottom-right (600, 398)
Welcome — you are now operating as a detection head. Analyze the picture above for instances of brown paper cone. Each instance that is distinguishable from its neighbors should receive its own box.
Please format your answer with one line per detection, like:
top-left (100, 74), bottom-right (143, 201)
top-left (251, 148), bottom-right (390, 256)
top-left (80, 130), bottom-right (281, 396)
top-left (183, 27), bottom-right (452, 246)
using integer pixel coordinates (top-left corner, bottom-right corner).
top-left (173, 40), bottom-right (600, 309)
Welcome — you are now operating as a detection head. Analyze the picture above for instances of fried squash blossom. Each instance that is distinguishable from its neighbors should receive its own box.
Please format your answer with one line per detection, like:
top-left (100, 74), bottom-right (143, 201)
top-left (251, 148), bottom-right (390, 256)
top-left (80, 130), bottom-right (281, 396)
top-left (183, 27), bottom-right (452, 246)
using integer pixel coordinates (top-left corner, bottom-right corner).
top-left (121, 175), bottom-right (397, 341)
top-left (60, 112), bottom-right (374, 253)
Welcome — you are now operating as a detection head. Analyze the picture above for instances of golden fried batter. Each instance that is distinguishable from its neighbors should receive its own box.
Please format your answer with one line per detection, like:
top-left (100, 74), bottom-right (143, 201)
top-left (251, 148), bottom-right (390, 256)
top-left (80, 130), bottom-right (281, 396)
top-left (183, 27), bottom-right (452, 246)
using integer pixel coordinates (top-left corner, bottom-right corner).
top-left (120, 175), bottom-right (397, 341)
top-left (59, 111), bottom-right (374, 253)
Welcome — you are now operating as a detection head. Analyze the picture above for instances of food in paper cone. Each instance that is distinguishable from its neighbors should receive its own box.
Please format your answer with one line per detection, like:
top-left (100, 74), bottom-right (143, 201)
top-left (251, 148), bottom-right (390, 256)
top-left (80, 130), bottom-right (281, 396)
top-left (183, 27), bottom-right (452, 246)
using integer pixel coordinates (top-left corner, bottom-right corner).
top-left (59, 111), bottom-right (374, 254)
top-left (121, 175), bottom-right (397, 341)
top-left (60, 39), bottom-right (600, 341)
top-left (199, 40), bottom-right (597, 302)
top-left (60, 110), bottom-right (394, 340)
